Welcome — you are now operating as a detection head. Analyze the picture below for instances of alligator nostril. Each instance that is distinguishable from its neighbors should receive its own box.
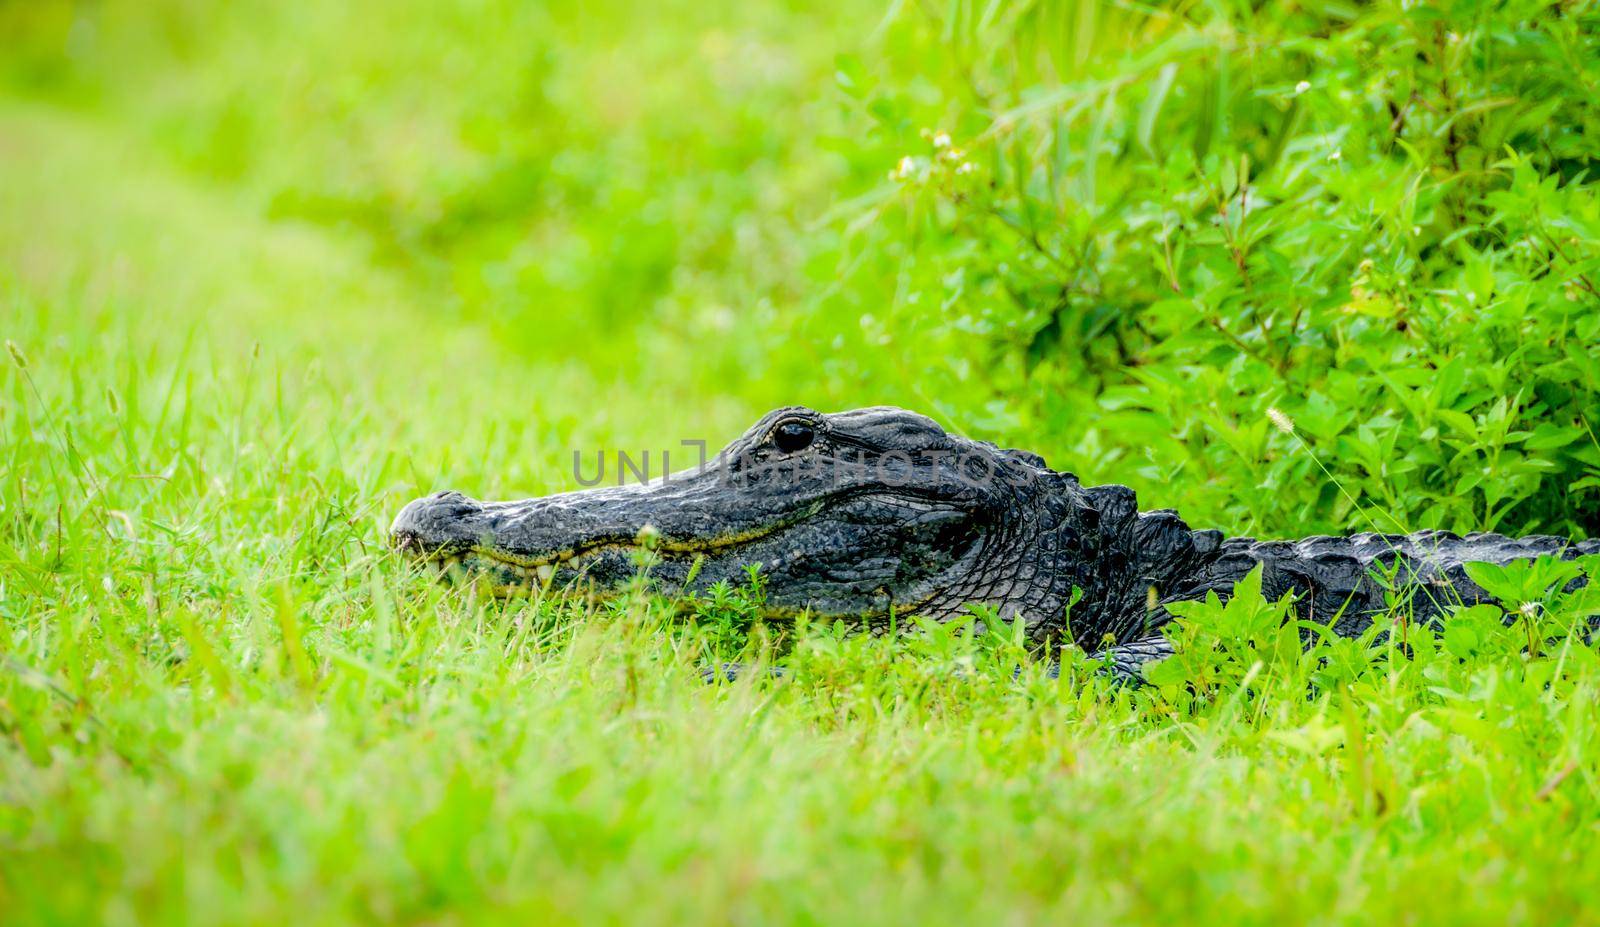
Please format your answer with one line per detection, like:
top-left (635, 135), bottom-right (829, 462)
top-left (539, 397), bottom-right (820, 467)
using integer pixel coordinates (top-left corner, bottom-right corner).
top-left (390, 496), bottom-right (431, 549)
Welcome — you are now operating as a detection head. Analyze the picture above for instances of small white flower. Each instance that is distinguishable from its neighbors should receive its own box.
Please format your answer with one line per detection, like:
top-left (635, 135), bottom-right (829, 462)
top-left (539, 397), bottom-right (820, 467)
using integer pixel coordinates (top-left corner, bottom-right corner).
top-left (1294, 80), bottom-right (1311, 95)
top-left (955, 162), bottom-right (976, 175)
top-left (1411, 225), bottom-right (1422, 236)
top-left (1519, 601), bottom-right (1540, 619)
top-left (1328, 148), bottom-right (1342, 162)
top-left (894, 155), bottom-right (916, 179)
top-left (932, 131), bottom-right (951, 148)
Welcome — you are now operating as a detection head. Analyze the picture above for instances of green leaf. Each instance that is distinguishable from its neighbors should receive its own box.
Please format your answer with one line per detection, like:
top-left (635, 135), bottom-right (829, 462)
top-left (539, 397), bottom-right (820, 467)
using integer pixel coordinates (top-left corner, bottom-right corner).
top-left (1136, 63), bottom-right (1178, 158)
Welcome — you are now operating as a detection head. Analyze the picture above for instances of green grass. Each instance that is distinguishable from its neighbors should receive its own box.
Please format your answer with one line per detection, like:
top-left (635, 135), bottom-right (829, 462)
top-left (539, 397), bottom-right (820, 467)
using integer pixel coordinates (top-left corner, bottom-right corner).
top-left (3, 2), bottom-right (1600, 924)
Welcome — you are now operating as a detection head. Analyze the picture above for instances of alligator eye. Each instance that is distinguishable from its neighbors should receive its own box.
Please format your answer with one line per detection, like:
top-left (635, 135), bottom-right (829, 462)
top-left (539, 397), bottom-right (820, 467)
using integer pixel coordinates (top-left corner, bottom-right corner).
top-left (773, 421), bottom-right (815, 453)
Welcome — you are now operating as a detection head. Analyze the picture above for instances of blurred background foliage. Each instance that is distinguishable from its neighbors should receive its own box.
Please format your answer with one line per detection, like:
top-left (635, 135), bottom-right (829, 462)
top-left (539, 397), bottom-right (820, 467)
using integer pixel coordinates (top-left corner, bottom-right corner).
top-left (3, 0), bottom-right (1597, 539)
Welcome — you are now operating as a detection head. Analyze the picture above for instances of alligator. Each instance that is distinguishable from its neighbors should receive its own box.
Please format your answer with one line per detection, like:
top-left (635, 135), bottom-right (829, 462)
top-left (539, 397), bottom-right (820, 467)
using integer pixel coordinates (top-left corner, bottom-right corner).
top-left (390, 405), bottom-right (1598, 678)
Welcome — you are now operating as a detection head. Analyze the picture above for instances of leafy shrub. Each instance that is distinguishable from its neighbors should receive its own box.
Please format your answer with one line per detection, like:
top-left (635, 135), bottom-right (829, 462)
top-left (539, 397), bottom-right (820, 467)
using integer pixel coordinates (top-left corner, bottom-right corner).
top-left (821, 0), bottom-right (1600, 538)
top-left (1140, 555), bottom-right (1600, 716)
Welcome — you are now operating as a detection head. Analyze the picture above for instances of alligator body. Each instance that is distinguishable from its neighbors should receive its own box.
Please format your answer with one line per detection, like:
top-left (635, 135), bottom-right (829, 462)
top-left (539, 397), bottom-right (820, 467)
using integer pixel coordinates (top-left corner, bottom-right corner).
top-left (391, 406), bottom-right (1598, 676)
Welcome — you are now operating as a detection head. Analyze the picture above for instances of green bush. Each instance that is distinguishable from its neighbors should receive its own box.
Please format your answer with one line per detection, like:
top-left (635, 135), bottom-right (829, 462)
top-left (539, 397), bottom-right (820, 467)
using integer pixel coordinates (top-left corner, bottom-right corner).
top-left (820, 0), bottom-right (1600, 538)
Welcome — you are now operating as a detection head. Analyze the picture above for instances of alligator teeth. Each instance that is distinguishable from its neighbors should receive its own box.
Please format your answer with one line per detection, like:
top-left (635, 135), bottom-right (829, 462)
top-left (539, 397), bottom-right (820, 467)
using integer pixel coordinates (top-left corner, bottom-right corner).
top-left (418, 551), bottom-right (558, 592)
top-left (435, 555), bottom-right (466, 581)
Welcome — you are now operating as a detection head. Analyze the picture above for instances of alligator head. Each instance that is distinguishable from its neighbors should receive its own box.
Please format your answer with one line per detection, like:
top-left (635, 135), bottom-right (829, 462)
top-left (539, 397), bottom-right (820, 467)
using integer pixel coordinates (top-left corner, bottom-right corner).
top-left (389, 405), bottom-right (1100, 637)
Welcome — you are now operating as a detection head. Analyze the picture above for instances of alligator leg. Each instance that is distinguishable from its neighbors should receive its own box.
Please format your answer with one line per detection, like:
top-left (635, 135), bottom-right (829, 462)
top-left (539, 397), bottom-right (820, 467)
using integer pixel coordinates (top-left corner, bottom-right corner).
top-left (1096, 635), bottom-right (1178, 678)
top-left (709, 642), bottom-right (1178, 685)
top-left (1041, 634), bottom-right (1176, 682)
top-left (700, 662), bottom-right (788, 683)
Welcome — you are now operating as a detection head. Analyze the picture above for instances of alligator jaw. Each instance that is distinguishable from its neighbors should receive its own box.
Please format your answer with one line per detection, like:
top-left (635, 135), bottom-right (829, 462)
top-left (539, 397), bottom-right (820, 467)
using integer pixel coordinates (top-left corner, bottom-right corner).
top-left (419, 536), bottom-right (699, 597)
top-left (389, 480), bottom-right (802, 600)
top-left (414, 549), bottom-right (556, 596)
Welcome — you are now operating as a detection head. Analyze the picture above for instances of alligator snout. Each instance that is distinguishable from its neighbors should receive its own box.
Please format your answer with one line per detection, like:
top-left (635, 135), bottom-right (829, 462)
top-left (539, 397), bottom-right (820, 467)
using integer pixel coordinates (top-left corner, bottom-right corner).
top-left (389, 490), bottom-right (483, 555)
